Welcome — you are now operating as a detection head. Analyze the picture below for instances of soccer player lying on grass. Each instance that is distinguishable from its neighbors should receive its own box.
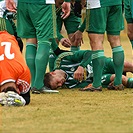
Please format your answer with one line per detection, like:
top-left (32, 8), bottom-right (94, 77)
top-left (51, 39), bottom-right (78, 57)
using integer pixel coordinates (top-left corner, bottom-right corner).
top-left (43, 50), bottom-right (133, 91)
top-left (0, 31), bottom-right (31, 106)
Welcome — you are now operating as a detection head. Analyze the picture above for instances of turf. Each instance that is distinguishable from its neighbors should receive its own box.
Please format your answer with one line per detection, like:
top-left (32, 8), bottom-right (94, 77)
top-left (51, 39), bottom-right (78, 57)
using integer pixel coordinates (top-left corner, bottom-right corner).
top-left (0, 89), bottom-right (133, 133)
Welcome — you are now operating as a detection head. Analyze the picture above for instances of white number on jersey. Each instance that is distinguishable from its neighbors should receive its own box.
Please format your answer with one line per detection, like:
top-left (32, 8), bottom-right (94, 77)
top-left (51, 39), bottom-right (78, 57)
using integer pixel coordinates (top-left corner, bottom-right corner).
top-left (0, 42), bottom-right (14, 61)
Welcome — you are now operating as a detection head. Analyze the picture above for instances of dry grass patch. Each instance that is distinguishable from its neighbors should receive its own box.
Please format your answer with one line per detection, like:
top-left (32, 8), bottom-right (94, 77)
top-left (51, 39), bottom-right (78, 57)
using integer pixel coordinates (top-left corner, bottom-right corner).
top-left (1, 89), bottom-right (133, 133)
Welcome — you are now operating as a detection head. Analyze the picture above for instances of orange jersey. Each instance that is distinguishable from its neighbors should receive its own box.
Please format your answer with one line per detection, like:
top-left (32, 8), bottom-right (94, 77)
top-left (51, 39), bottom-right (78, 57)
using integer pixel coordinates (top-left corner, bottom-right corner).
top-left (0, 31), bottom-right (31, 94)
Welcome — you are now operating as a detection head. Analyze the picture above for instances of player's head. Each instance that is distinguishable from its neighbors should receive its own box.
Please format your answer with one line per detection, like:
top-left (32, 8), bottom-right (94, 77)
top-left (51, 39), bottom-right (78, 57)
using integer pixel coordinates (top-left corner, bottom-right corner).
top-left (43, 70), bottom-right (66, 90)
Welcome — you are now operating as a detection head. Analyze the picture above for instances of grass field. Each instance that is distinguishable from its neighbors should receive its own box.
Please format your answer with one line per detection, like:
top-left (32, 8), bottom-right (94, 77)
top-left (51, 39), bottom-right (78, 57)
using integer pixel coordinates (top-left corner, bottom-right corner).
top-left (0, 28), bottom-right (133, 133)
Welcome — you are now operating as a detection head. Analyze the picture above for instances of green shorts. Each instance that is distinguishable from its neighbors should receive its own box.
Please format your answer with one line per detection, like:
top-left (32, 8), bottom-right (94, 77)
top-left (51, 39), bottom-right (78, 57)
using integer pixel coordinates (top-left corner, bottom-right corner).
top-left (86, 5), bottom-right (124, 35)
top-left (56, 9), bottom-right (81, 34)
top-left (17, 2), bottom-right (57, 42)
top-left (124, 0), bottom-right (133, 23)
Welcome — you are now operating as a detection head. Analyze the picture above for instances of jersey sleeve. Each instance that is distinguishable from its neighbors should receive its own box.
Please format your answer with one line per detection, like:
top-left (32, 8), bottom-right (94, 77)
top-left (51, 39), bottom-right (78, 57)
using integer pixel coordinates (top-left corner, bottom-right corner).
top-left (54, 50), bottom-right (92, 69)
top-left (78, 18), bottom-right (86, 32)
top-left (68, 50), bottom-right (92, 68)
top-left (16, 67), bottom-right (31, 94)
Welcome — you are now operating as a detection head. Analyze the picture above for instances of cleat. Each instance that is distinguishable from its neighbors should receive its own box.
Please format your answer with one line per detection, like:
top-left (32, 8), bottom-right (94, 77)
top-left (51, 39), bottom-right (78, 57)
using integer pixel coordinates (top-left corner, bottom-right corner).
top-left (31, 88), bottom-right (41, 94)
top-left (41, 86), bottom-right (59, 93)
top-left (107, 82), bottom-right (124, 90)
top-left (79, 84), bottom-right (102, 91)
top-left (31, 86), bottom-right (59, 94)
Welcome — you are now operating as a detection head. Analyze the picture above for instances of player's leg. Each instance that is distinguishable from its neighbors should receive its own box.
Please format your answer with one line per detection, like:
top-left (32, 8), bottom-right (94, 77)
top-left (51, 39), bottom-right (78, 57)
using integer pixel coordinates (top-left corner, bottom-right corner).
top-left (25, 42), bottom-right (37, 88)
top-left (32, 4), bottom-right (57, 90)
top-left (108, 74), bottom-right (133, 89)
top-left (17, 2), bottom-right (37, 88)
top-left (85, 8), bottom-right (106, 91)
top-left (17, 3), bottom-right (57, 93)
top-left (64, 6), bottom-right (82, 51)
top-left (107, 5), bottom-right (124, 88)
top-left (123, 61), bottom-right (133, 73)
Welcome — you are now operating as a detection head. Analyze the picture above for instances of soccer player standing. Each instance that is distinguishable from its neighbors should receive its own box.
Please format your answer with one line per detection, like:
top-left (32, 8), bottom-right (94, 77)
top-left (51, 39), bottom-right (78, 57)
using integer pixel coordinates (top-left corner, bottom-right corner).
top-left (5, 0), bottom-right (71, 94)
top-left (72, 0), bottom-right (125, 91)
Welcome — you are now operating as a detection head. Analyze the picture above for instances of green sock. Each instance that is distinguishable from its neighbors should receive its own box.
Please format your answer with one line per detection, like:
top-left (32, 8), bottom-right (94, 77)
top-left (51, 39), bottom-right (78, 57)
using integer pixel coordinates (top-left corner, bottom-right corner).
top-left (49, 49), bottom-right (57, 72)
top-left (34, 41), bottom-right (51, 90)
top-left (127, 78), bottom-right (133, 88)
top-left (71, 46), bottom-right (80, 51)
top-left (25, 43), bottom-right (37, 88)
top-left (130, 40), bottom-right (133, 49)
top-left (112, 46), bottom-right (124, 86)
top-left (92, 50), bottom-right (105, 88)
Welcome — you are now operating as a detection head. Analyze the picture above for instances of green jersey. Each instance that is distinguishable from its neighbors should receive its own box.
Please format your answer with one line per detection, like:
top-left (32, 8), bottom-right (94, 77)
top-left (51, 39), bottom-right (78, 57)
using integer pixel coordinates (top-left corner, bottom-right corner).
top-left (100, 0), bottom-right (122, 7)
top-left (54, 50), bottom-right (93, 88)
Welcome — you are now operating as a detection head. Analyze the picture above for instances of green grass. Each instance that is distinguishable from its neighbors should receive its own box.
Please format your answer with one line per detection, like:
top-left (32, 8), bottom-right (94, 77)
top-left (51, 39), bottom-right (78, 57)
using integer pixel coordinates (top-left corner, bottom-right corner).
top-left (1, 89), bottom-right (133, 133)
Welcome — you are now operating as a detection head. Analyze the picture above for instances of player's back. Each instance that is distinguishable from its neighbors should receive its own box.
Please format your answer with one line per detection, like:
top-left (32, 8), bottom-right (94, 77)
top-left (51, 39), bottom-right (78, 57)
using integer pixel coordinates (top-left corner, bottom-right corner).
top-left (0, 31), bottom-right (27, 76)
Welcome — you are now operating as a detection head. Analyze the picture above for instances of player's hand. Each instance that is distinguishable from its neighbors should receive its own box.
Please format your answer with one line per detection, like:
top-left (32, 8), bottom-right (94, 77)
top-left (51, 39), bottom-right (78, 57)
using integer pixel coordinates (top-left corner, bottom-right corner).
top-left (5, 0), bottom-right (17, 12)
top-left (71, 30), bottom-right (83, 46)
top-left (0, 91), bottom-right (26, 106)
top-left (73, 66), bottom-right (84, 81)
top-left (60, 38), bottom-right (72, 47)
top-left (61, 2), bottom-right (71, 19)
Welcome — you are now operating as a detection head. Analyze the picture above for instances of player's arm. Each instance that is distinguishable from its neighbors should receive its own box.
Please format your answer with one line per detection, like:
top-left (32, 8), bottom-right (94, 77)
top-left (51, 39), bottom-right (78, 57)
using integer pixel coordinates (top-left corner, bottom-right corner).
top-left (71, 18), bottom-right (86, 46)
top-left (79, 50), bottom-right (92, 67)
top-left (78, 18), bottom-right (86, 32)
top-left (61, 0), bottom-right (71, 19)
top-left (75, 50), bottom-right (92, 81)
top-left (68, 50), bottom-right (92, 68)
top-left (50, 38), bottom-right (69, 56)
top-left (57, 30), bottom-right (71, 47)
top-left (68, 50), bottom-right (92, 81)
